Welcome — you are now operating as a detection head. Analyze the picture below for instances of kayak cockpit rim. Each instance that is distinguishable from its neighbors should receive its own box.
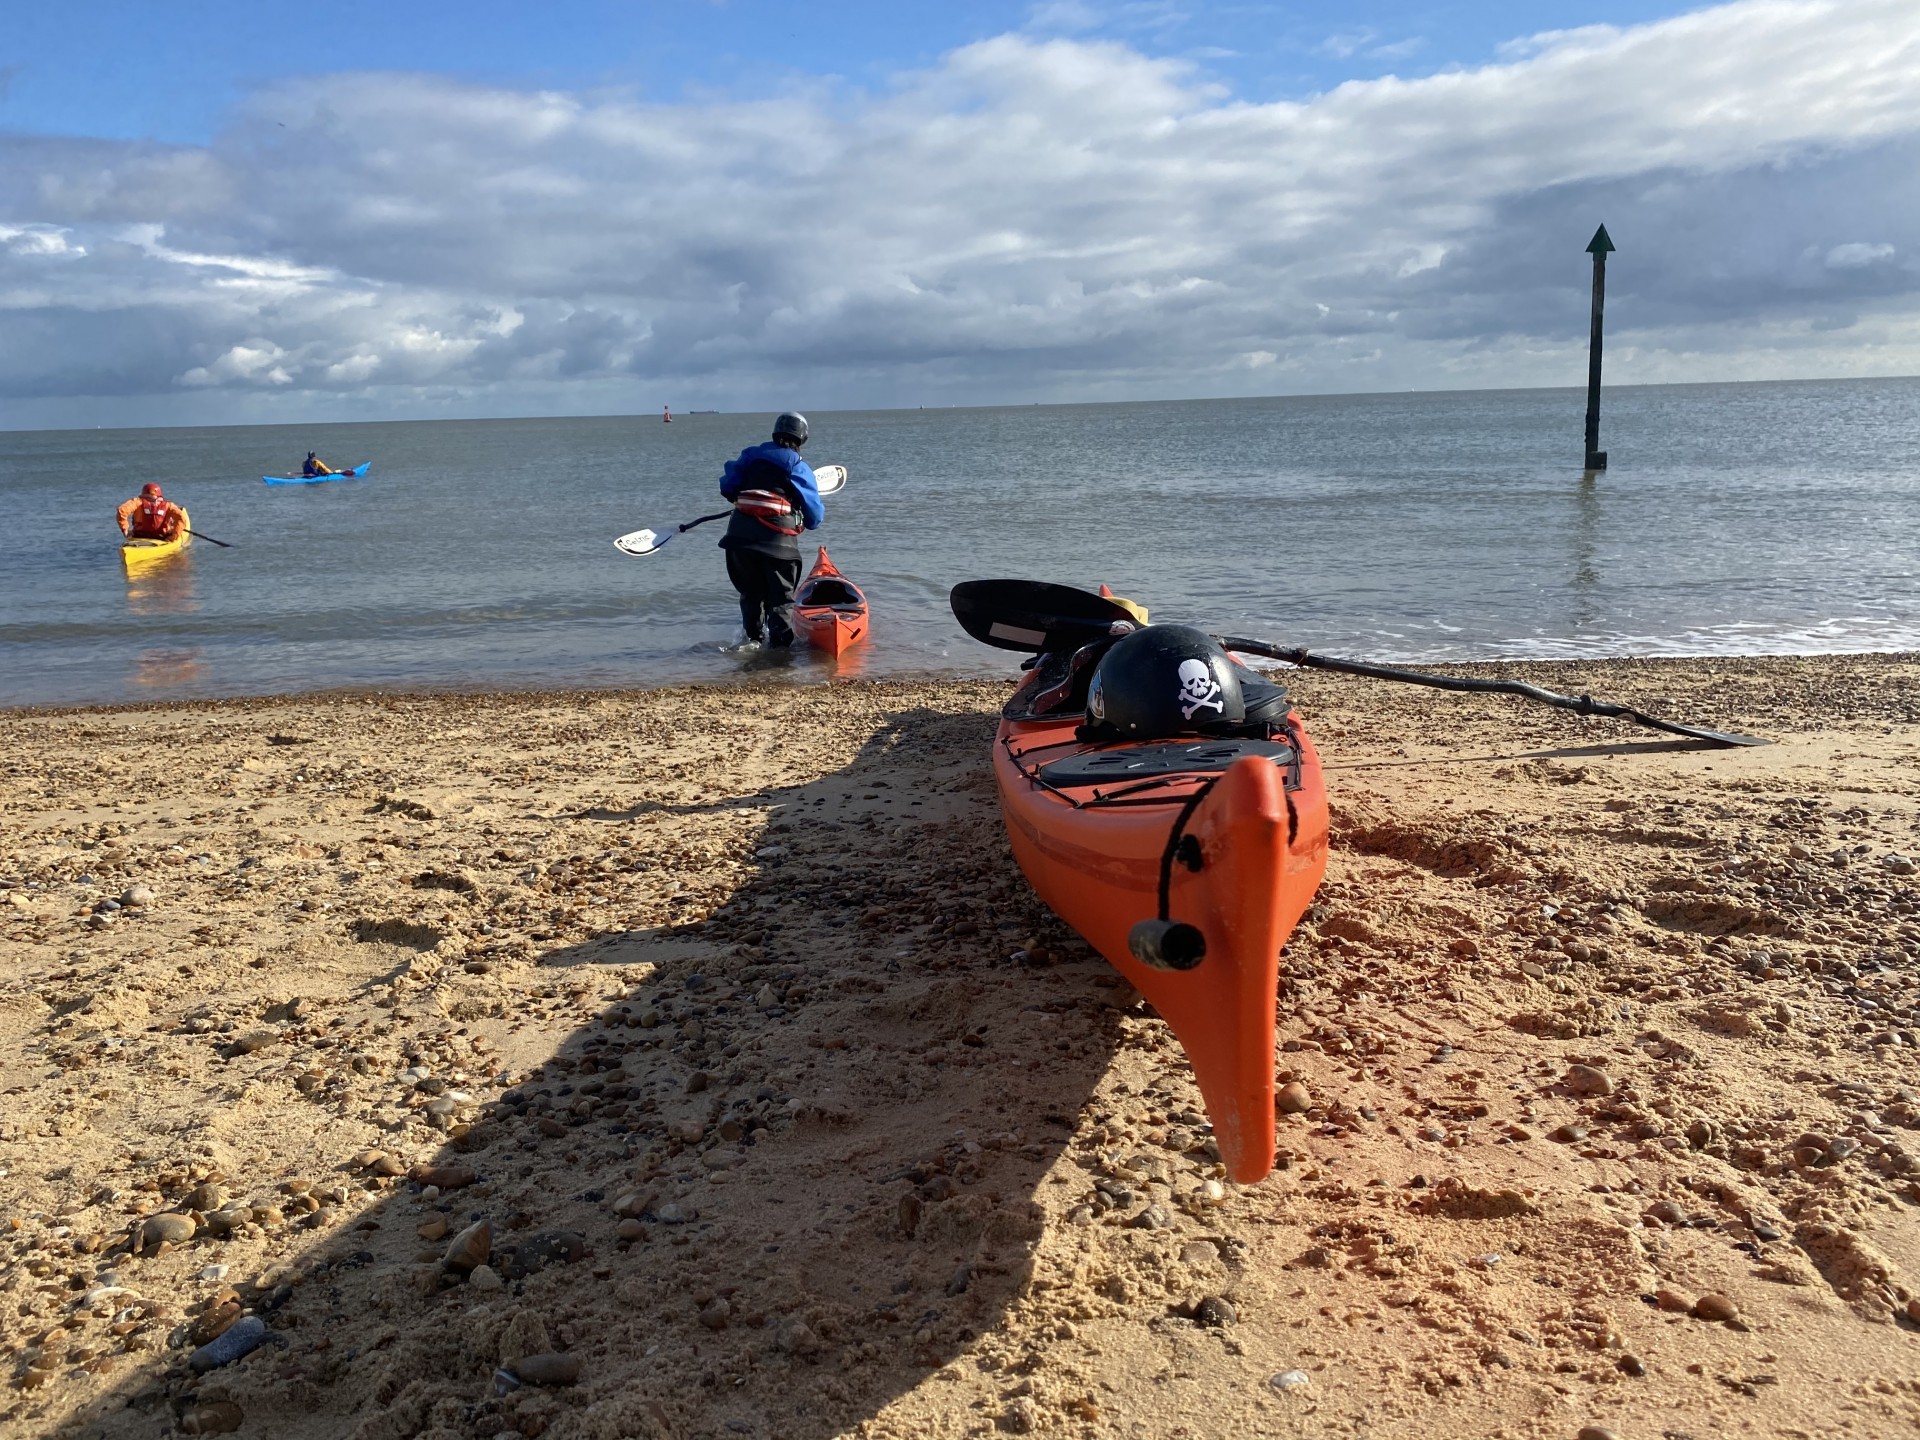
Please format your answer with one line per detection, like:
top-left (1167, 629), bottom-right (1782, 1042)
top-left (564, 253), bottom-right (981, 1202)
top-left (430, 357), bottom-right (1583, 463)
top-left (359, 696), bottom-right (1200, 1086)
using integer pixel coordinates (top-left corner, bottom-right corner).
top-left (998, 725), bottom-right (1307, 811)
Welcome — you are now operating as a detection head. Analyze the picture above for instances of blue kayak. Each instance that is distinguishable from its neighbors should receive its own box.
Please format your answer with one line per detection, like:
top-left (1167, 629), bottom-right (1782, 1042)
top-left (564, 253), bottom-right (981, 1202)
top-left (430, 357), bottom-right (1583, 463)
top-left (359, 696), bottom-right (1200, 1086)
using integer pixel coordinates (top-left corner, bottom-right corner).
top-left (263, 462), bottom-right (371, 486)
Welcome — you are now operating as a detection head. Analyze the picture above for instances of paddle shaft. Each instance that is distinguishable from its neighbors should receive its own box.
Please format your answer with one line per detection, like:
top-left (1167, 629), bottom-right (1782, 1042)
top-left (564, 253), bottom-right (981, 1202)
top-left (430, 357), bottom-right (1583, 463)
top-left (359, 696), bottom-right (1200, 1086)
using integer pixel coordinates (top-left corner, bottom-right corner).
top-left (617, 464), bottom-right (845, 556)
top-left (1217, 637), bottom-right (1766, 748)
top-left (676, 463), bottom-right (843, 534)
top-left (186, 529), bottom-right (233, 548)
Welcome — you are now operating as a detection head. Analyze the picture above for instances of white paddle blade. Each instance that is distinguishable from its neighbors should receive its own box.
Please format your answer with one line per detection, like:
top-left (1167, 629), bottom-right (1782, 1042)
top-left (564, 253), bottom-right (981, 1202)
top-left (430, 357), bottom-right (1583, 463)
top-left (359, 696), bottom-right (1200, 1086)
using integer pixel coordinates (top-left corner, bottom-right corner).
top-left (614, 527), bottom-right (670, 556)
top-left (814, 463), bottom-right (848, 495)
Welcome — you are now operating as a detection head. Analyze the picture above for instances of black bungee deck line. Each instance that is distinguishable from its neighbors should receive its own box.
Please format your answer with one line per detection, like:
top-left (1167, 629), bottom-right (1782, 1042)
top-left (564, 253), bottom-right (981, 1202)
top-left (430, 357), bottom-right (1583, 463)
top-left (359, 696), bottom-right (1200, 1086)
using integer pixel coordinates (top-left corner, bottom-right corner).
top-left (1215, 638), bottom-right (1769, 749)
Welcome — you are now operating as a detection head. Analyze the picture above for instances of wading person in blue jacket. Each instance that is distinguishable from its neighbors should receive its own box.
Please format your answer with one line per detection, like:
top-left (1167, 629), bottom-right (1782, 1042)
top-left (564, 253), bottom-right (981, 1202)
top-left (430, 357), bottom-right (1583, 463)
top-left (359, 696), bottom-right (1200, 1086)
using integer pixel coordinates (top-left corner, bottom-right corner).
top-left (717, 412), bottom-right (824, 648)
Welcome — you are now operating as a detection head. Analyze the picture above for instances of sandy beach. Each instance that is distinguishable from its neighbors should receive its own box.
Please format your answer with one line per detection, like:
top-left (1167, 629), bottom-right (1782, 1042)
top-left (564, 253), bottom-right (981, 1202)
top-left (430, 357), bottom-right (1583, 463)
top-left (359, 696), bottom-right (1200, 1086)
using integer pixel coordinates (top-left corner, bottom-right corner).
top-left (5, 653), bottom-right (1920, 1440)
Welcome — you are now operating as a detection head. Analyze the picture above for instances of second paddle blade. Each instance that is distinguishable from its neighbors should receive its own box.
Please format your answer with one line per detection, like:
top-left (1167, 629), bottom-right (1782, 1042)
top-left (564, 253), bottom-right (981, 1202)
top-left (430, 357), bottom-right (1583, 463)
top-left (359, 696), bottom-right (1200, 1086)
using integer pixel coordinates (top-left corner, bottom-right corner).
top-left (614, 528), bottom-right (669, 556)
top-left (950, 579), bottom-right (1141, 653)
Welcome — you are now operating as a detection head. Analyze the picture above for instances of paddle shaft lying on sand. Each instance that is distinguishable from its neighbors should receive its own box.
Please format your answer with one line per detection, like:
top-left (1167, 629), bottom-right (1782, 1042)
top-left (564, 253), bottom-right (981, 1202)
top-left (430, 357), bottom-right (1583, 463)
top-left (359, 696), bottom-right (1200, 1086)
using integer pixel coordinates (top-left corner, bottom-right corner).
top-left (948, 582), bottom-right (1766, 747)
top-left (1216, 637), bottom-right (1768, 748)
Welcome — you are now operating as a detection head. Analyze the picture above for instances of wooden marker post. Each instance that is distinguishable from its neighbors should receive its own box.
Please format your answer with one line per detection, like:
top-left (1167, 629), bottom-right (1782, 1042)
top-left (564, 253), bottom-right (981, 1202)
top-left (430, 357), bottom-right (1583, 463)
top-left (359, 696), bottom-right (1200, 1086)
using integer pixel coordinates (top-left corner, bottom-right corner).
top-left (1583, 224), bottom-right (1615, 471)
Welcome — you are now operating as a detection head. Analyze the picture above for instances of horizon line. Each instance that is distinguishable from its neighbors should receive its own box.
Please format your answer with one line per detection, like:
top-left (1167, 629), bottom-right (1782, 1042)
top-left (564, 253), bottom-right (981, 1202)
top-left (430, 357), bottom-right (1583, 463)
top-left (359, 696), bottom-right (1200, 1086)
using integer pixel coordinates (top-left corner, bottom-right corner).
top-left (4, 369), bottom-right (1918, 437)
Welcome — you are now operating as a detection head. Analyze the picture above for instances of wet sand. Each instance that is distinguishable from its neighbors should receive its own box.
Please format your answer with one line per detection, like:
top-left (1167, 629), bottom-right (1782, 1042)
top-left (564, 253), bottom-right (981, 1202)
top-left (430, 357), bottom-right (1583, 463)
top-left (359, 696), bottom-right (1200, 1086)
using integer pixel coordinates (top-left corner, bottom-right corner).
top-left (4, 654), bottom-right (1920, 1440)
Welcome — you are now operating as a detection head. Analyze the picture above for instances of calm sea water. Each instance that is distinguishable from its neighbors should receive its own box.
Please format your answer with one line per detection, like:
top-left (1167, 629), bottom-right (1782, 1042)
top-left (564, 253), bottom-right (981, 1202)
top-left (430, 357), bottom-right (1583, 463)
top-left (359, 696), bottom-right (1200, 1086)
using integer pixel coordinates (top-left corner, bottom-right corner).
top-left (4, 379), bottom-right (1919, 709)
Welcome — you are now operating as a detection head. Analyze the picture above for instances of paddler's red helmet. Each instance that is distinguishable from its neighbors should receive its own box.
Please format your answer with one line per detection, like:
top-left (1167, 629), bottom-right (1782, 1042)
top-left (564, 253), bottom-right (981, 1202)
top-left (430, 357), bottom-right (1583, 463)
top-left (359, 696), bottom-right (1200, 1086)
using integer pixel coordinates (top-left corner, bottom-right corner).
top-left (141, 483), bottom-right (164, 499)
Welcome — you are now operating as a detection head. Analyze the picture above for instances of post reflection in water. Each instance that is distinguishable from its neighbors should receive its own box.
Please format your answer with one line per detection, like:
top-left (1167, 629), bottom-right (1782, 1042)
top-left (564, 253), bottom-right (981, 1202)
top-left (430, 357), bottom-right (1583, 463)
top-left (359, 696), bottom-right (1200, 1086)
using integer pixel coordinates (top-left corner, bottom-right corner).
top-left (1570, 471), bottom-right (1603, 628)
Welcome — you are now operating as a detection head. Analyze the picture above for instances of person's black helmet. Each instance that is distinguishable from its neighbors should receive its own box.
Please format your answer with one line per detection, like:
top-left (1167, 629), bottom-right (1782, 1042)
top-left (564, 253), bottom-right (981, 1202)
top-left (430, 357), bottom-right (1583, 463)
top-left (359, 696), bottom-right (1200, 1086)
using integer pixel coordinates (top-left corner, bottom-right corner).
top-left (772, 412), bottom-right (808, 446)
top-left (1085, 625), bottom-right (1245, 738)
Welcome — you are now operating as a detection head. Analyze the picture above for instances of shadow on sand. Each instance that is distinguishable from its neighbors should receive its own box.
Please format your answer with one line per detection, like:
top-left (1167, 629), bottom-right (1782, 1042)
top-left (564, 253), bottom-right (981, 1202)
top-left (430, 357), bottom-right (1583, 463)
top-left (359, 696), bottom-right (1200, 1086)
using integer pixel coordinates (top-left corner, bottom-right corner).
top-left (79, 706), bottom-right (1149, 1440)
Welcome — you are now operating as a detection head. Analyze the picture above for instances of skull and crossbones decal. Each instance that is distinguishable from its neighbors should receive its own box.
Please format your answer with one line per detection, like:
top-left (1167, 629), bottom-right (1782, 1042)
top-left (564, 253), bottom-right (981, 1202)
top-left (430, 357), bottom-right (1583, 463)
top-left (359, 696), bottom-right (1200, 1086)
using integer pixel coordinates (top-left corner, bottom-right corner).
top-left (1176, 658), bottom-right (1224, 719)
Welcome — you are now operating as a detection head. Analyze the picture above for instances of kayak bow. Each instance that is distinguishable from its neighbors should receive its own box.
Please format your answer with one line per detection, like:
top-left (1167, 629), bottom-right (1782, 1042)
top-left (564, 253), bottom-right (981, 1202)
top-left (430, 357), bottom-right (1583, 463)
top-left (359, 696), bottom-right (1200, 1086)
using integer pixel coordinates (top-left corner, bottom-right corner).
top-left (792, 546), bottom-right (869, 657)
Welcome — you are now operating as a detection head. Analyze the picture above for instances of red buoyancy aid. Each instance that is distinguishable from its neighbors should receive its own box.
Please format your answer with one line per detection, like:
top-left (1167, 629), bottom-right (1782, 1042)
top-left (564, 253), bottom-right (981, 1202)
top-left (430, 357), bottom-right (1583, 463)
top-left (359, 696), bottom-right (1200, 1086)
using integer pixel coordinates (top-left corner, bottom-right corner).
top-left (733, 488), bottom-right (804, 535)
top-left (134, 496), bottom-right (179, 539)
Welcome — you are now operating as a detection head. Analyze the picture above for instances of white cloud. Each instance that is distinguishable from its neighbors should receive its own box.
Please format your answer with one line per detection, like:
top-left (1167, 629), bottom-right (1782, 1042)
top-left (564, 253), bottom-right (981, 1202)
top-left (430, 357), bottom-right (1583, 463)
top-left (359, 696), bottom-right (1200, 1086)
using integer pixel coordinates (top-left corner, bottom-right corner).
top-left (1367, 37), bottom-right (1425, 61)
top-left (1316, 29), bottom-right (1377, 60)
top-left (1826, 242), bottom-right (1896, 268)
top-left (1, 0), bottom-right (1919, 424)
top-left (0, 224), bottom-right (84, 258)
top-left (178, 341), bottom-right (294, 387)
top-left (1026, 0), bottom-right (1103, 34)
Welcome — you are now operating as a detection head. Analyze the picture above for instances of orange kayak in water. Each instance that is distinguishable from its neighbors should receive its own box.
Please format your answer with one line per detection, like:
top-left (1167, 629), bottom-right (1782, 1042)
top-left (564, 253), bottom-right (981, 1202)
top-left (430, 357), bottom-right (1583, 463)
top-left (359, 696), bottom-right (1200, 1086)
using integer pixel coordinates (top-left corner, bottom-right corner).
top-left (792, 547), bottom-right (869, 657)
top-left (972, 585), bottom-right (1329, 1183)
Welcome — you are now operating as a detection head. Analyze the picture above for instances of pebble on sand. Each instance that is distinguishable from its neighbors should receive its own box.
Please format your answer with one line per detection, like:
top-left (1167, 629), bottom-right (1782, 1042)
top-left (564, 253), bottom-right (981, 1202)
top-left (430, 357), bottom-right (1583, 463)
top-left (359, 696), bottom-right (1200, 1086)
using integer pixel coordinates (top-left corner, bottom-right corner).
top-left (1001, 1396), bottom-right (1040, 1433)
top-left (1193, 1295), bottom-right (1237, 1328)
top-left (1269, 1369), bottom-right (1311, 1392)
top-left (469, 1264), bottom-right (505, 1292)
top-left (514, 1352), bottom-right (581, 1386)
top-left (180, 1401), bottom-right (244, 1434)
top-left (189, 1314), bottom-right (268, 1373)
top-left (139, 1213), bottom-right (196, 1250)
top-left (185, 1181), bottom-right (227, 1213)
top-left (1277, 1082), bottom-right (1313, 1115)
top-left (444, 1219), bottom-right (493, 1273)
top-left (411, 1164), bottom-right (477, 1189)
top-left (1565, 1064), bottom-right (1612, 1097)
top-left (1692, 1293), bottom-right (1740, 1323)
top-left (778, 1320), bottom-right (821, 1355)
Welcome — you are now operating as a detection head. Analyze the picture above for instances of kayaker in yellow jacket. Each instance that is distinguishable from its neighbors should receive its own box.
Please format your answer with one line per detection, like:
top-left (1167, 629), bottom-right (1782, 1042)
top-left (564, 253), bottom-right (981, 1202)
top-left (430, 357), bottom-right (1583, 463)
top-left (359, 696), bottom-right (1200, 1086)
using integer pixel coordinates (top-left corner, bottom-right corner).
top-left (115, 483), bottom-right (186, 541)
top-left (302, 451), bottom-right (337, 477)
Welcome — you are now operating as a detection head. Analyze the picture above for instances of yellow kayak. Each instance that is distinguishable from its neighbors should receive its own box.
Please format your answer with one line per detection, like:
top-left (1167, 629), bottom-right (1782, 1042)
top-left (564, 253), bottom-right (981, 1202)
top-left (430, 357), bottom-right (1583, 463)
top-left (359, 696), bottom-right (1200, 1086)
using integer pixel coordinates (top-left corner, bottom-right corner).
top-left (121, 508), bottom-right (192, 571)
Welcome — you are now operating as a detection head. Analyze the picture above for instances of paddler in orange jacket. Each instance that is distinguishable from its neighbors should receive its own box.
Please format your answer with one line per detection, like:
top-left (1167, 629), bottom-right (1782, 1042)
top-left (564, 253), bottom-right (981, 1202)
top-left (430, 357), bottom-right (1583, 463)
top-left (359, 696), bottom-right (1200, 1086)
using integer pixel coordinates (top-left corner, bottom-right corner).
top-left (116, 483), bottom-right (186, 542)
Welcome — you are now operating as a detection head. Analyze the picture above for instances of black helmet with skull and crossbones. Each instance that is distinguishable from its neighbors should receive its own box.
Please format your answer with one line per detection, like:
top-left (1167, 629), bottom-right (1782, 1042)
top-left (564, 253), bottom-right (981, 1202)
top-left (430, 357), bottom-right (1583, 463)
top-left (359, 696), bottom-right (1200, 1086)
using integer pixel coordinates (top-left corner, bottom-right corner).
top-left (1084, 624), bottom-right (1247, 739)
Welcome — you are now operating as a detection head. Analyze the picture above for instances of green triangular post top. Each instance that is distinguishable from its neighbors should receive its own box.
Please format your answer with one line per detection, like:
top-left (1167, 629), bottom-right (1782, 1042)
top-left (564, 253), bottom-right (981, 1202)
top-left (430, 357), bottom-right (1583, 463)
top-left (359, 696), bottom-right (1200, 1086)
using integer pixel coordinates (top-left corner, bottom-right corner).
top-left (1586, 224), bottom-right (1616, 255)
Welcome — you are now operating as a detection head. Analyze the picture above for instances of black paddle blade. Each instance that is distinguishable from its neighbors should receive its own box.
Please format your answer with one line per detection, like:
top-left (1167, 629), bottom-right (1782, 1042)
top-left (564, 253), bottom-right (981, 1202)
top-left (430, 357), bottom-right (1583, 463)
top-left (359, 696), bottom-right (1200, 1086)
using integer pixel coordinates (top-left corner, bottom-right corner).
top-left (950, 580), bottom-right (1141, 654)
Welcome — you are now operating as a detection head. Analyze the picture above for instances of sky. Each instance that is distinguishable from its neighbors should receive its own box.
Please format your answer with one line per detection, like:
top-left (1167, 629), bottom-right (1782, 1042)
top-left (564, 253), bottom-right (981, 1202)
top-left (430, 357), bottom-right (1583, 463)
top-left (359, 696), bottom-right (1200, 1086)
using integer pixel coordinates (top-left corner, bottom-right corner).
top-left (2, 0), bottom-right (1917, 428)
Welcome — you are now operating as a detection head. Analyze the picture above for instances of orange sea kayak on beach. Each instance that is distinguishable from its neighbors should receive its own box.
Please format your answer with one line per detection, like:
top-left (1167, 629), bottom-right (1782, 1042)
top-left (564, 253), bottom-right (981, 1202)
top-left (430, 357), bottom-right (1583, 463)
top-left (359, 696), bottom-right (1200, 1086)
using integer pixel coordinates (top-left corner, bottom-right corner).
top-left (953, 580), bottom-right (1330, 1184)
top-left (792, 547), bottom-right (869, 658)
